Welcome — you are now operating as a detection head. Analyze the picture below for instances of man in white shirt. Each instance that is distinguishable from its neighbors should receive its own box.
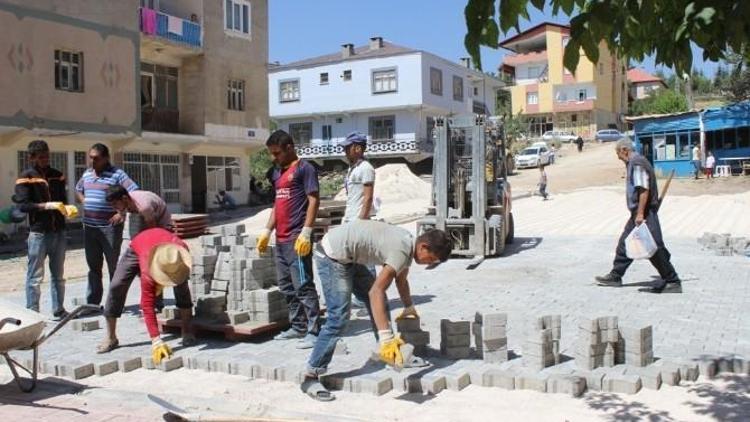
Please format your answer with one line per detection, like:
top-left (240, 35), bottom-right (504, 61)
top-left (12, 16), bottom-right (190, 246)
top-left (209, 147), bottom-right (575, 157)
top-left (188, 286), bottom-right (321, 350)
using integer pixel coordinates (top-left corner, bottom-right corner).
top-left (341, 132), bottom-right (375, 223)
top-left (692, 144), bottom-right (701, 179)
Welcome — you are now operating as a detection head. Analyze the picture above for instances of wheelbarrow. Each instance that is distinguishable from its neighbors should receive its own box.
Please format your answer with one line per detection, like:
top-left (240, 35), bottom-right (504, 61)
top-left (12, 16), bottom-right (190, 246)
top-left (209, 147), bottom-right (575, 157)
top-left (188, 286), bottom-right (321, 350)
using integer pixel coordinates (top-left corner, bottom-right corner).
top-left (0, 297), bottom-right (100, 392)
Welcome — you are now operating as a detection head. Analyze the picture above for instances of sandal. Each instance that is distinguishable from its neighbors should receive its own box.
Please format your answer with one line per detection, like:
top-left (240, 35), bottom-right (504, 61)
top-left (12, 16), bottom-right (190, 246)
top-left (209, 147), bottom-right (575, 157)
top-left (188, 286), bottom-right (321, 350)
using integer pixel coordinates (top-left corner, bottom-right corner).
top-left (181, 333), bottom-right (197, 347)
top-left (301, 378), bottom-right (335, 402)
top-left (96, 338), bottom-right (119, 354)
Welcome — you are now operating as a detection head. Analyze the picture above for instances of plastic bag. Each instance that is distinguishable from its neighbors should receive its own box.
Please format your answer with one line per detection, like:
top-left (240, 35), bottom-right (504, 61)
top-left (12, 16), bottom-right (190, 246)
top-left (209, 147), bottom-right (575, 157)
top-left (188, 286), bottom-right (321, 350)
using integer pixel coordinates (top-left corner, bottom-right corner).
top-left (625, 223), bottom-right (658, 259)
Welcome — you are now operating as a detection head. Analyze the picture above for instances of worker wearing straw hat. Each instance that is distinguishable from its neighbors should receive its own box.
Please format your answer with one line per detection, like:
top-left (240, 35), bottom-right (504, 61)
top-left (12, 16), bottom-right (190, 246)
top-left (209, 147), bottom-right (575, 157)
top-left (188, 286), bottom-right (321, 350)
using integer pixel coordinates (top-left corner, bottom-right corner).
top-left (96, 227), bottom-right (194, 364)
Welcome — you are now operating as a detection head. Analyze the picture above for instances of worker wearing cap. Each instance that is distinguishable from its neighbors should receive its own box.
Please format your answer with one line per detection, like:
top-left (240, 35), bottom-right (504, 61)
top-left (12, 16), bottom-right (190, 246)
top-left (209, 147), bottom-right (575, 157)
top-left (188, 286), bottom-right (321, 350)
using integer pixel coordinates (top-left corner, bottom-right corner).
top-left (96, 227), bottom-right (194, 364)
top-left (341, 132), bottom-right (376, 223)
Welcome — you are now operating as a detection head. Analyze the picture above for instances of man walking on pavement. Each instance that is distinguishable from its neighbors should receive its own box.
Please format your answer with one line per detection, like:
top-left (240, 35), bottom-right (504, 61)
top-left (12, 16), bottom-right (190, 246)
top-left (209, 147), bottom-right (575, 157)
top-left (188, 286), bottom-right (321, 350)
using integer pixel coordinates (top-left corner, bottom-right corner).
top-left (301, 221), bottom-right (452, 401)
top-left (13, 140), bottom-right (74, 319)
top-left (257, 130), bottom-right (321, 349)
top-left (595, 139), bottom-right (682, 293)
top-left (692, 143), bottom-right (702, 179)
top-left (75, 144), bottom-right (138, 309)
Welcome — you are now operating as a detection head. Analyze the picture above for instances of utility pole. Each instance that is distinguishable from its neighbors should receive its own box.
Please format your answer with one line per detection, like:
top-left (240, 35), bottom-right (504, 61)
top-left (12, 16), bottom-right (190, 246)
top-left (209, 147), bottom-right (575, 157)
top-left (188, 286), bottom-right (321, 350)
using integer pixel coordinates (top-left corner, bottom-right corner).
top-left (683, 72), bottom-right (694, 110)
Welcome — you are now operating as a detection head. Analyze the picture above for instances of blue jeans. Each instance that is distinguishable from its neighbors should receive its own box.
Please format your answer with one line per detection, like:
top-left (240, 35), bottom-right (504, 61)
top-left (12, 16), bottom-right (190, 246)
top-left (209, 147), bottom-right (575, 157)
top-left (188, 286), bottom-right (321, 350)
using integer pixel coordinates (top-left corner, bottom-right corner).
top-left (84, 224), bottom-right (124, 305)
top-left (306, 247), bottom-right (388, 375)
top-left (26, 231), bottom-right (66, 314)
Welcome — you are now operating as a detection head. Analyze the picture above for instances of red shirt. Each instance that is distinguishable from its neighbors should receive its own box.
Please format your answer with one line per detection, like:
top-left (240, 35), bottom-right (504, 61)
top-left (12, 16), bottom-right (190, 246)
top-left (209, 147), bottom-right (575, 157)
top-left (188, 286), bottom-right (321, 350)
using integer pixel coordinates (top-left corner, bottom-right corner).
top-left (271, 160), bottom-right (319, 243)
top-left (130, 227), bottom-right (189, 338)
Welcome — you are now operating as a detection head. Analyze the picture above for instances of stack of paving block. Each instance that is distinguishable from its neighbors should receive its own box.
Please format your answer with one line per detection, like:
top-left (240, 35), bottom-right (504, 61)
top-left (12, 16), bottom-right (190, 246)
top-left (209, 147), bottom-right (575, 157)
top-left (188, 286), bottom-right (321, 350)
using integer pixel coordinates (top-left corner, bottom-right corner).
top-left (523, 315), bottom-right (561, 370)
top-left (574, 316), bottom-right (612, 370)
top-left (618, 325), bottom-right (654, 367)
top-left (396, 316), bottom-right (430, 356)
top-left (190, 252), bottom-right (217, 295)
top-left (194, 292), bottom-right (227, 321)
top-left (473, 312), bottom-right (508, 363)
top-left (440, 319), bottom-right (471, 359)
top-left (697, 232), bottom-right (750, 256)
top-left (243, 287), bottom-right (288, 324)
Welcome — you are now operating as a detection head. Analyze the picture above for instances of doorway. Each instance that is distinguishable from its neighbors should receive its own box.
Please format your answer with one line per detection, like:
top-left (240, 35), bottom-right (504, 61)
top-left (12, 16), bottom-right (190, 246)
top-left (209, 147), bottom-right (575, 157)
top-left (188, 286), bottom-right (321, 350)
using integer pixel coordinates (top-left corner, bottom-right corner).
top-left (191, 155), bottom-right (207, 213)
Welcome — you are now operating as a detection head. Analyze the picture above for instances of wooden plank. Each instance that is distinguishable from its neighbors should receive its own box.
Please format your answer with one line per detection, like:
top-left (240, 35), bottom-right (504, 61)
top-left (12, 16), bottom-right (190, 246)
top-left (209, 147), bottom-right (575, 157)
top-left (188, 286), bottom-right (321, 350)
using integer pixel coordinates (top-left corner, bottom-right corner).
top-left (157, 316), bottom-right (289, 341)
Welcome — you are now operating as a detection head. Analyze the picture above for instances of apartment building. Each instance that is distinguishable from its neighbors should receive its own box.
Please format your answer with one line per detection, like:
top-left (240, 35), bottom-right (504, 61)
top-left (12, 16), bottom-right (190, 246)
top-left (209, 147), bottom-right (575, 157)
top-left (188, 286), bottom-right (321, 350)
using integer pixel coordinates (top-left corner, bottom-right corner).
top-left (268, 38), bottom-right (504, 165)
top-left (627, 67), bottom-right (667, 102)
top-left (499, 22), bottom-right (627, 139)
top-left (0, 0), bottom-right (268, 224)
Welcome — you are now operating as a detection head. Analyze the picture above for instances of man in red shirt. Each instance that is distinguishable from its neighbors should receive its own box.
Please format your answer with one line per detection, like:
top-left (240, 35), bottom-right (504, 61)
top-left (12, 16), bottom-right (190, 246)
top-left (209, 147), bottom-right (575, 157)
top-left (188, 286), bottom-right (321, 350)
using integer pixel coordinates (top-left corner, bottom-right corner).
top-left (96, 227), bottom-right (194, 364)
top-left (257, 130), bottom-right (321, 349)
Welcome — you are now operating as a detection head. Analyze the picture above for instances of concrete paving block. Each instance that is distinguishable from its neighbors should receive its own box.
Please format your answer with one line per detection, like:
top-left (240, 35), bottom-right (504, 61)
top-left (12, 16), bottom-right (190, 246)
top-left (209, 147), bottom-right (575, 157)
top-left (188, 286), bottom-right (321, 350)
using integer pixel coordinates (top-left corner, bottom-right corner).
top-left (401, 330), bottom-right (430, 346)
top-left (603, 373), bottom-right (642, 394)
top-left (158, 356), bottom-right (183, 372)
top-left (731, 356), bottom-right (749, 375)
top-left (420, 373), bottom-right (447, 395)
top-left (319, 373), bottom-right (345, 391)
top-left (579, 317), bottom-right (599, 333)
top-left (441, 334), bottom-right (471, 347)
top-left (547, 374), bottom-right (586, 397)
top-left (57, 363), bottom-right (95, 380)
top-left (71, 297), bottom-right (87, 307)
top-left (576, 368), bottom-right (607, 391)
top-left (653, 363), bottom-right (681, 386)
top-left (396, 317), bottom-right (422, 332)
top-left (481, 325), bottom-right (508, 341)
top-left (717, 355), bottom-right (735, 373)
top-left (359, 374), bottom-right (393, 396)
top-left (514, 371), bottom-right (548, 392)
top-left (441, 346), bottom-right (471, 360)
top-left (692, 356), bottom-right (718, 379)
top-left (482, 369), bottom-right (516, 390)
top-left (625, 367), bottom-right (662, 390)
top-left (141, 356), bottom-right (156, 370)
top-left (476, 312), bottom-right (507, 327)
top-left (442, 370), bottom-right (471, 391)
top-left (226, 311), bottom-right (250, 325)
top-left (119, 357), bottom-right (142, 373)
top-left (71, 318), bottom-right (101, 332)
top-left (483, 348), bottom-right (508, 363)
top-left (94, 360), bottom-right (119, 376)
top-left (162, 307), bottom-right (181, 320)
top-left (625, 351), bottom-right (654, 367)
top-left (440, 319), bottom-right (470, 335)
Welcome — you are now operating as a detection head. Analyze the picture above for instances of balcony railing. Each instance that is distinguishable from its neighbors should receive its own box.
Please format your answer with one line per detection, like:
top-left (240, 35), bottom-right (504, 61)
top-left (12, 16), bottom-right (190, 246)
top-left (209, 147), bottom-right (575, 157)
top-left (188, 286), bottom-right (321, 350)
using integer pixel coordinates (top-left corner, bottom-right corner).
top-left (139, 7), bottom-right (201, 48)
top-left (295, 138), bottom-right (432, 159)
top-left (142, 107), bottom-right (179, 133)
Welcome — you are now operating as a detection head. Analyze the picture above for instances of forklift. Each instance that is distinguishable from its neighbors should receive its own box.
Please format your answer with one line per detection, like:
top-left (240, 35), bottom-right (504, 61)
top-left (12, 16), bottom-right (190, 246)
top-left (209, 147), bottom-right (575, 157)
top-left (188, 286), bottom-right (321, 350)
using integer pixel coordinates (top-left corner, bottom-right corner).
top-left (417, 115), bottom-right (514, 266)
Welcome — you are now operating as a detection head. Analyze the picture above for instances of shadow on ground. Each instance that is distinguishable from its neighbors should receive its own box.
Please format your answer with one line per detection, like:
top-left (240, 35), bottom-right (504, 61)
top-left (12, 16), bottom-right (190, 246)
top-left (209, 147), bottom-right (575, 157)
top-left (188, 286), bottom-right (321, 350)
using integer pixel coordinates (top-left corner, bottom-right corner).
top-left (0, 375), bottom-right (91, 415)
top-left (585, 392), bottom-right (676, 421)
top-left (684, 375), bottom-right (750, 422)
top-left (502, 237), bottom-right (543, 257)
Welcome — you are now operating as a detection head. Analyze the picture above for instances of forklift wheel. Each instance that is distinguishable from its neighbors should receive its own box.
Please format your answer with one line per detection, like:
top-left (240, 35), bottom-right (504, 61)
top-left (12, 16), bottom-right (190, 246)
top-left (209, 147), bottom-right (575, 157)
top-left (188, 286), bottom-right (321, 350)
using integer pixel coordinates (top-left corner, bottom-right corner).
top-left (505, 213), bottom-right (514, 244)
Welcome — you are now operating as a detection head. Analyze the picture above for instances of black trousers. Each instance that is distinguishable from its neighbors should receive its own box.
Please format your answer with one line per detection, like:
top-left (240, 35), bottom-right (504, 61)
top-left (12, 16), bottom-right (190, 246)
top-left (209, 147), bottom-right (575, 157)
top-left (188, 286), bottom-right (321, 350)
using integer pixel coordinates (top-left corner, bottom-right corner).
top-left (275, 241), bottom-right (321, 335)
top-left (611, 209), bottom-right (679, 287)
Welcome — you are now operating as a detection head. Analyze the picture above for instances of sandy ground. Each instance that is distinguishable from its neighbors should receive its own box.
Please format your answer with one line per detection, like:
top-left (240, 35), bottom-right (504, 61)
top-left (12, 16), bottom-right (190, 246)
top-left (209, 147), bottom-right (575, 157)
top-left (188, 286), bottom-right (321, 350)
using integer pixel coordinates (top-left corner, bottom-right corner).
top-left (2, 365), bottom-right (747, 421)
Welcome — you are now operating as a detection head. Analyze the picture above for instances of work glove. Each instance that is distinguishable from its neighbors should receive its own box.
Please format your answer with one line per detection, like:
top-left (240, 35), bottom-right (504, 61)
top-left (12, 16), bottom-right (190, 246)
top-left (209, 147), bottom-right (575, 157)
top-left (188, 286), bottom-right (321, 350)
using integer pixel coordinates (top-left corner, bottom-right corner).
top-left (294, 227), bottom-right (313, 256)
top-left (42, 202), bottom-right (66, 215)
top-left (378, 330), bottom-right (405, 368)
top-left (151, 338), bottom-right (173, 365)
top-left (395, 305), bottom-right (419, 321)
top-left (64, 205), bottom-right (79, 219)
top-left (256, 228), bottom-right (271, 253)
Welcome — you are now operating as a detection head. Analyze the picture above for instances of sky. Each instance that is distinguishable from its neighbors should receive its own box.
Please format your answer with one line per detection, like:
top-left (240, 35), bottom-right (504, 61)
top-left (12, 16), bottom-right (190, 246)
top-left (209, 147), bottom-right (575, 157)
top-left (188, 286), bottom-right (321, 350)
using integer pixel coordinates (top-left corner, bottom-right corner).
top-left (269, 1), bottom-right (724, 77)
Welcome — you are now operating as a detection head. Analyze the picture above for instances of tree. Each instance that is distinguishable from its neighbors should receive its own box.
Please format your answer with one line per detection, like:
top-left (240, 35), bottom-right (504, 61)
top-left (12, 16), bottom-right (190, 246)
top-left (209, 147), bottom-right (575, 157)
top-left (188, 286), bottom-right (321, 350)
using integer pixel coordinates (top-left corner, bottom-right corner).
top-left (464, 0), bottom-right (750, 74)
top-left (630, 89), bottom-right (689, 116)
top-left (248, 148), bottom-right (273, 190)
top-left (726, 68), bottom-right (750, 102)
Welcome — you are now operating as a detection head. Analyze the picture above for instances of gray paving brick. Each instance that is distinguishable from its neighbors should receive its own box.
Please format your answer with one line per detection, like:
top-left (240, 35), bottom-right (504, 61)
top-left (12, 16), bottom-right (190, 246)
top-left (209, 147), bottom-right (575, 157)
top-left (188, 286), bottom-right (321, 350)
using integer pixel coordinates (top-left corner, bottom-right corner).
top-left (119, 357), bottom-right (142, 373)
top-left (420, 373), bottom-right (447, 395)
top-left (603, 373), bottom-right (642, 394)
top-left (158, 356), bottom-right (183, 372)
top-left (93, 360), bottom-right (119, 376)
top-left (547, 374), bottom-right (586, 397)
top-left (57, 363), bottom-right (94, 380)
top-left (482, 368), bottom-right (516, 389)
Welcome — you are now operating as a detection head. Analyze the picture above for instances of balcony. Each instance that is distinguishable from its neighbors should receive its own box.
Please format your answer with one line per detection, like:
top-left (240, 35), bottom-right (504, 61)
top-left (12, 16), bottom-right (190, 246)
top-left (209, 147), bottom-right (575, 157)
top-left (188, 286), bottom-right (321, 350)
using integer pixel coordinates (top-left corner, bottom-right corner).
top-left (296, 138), bottom-right (433, 160)
top-left (139, 7), bottom-right (202, 52)
top-left (141, 107), bottom-right (179, 133)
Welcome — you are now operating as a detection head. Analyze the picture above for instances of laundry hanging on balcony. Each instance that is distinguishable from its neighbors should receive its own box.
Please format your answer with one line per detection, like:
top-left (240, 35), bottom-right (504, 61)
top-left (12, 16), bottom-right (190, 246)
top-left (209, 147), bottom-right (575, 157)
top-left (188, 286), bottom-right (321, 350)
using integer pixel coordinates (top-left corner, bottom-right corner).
top-left (141, 8), bottom-right (157, 35)
top-left (167, 15), bottom-right (183, 36)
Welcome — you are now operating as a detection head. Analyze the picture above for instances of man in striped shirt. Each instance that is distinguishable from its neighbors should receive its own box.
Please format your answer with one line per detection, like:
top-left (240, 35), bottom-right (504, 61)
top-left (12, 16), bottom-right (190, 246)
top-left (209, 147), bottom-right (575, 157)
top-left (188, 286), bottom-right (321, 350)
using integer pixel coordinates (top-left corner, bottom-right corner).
top-left (75, 144), bottom-right (138, 308)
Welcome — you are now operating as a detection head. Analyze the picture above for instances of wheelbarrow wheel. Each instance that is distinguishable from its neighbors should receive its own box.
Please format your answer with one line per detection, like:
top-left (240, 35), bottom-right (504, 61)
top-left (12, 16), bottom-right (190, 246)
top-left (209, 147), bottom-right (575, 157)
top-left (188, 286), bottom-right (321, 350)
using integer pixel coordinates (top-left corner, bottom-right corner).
top-left (2, 347), bottom-right (38, 392)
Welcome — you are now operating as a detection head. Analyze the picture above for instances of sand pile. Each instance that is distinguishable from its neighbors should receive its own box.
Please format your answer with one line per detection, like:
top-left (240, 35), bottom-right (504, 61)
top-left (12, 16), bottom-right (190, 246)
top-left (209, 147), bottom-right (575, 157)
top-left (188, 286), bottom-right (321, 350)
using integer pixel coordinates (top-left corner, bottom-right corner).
top-left (335, 163), bottom-right (432, 222)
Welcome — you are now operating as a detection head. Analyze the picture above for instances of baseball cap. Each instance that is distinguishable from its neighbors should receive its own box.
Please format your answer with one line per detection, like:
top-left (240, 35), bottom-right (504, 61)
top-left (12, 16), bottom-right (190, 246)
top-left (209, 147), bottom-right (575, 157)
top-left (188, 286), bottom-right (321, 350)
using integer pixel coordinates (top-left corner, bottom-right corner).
top-left (340, 132), bottom-right (368, 147)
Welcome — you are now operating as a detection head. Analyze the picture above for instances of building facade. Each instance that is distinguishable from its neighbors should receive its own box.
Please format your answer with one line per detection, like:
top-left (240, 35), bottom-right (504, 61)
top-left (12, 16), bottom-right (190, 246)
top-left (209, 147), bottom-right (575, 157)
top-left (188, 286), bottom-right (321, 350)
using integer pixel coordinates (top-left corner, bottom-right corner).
top-left (499, 22), bottom-right (627, 139)
top-left (627, 67), bottom-right (667, 104)
top-left (268, 38), bottom-right (504, 165)
top-left (0, 0), bottom-right (269, 227)
top-left (630, 102), bottom-right (750, 177)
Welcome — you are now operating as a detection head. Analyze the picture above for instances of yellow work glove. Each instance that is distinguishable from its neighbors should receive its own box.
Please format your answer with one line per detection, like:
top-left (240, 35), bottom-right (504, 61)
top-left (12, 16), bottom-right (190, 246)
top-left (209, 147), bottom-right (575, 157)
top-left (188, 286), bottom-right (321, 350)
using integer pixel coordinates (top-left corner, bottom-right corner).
top-left (294, 227), bottom-right (313, 256)
top-left (378, 330), bottom-right (405, 368)
top-left (395, 305), bottom-right (419, 321)
top-left (256, 228), bottom-right (271, 253)
top-left (64, 205), bottom-right (79, 219)
top-left (151, 338), bottom-right (172, 365)
top-left (42, 202), bottom-right (66, 215)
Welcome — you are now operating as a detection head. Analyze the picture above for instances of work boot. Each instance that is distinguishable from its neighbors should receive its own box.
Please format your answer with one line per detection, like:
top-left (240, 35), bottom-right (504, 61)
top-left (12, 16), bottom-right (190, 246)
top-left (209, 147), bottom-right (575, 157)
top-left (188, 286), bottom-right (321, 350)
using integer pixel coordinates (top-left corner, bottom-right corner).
top-left (641, 281), bottom-right (682, 294)
top-left (595, 272), bottom-right (622, 287)
top-left (51, 309), bottom-right (69, 322)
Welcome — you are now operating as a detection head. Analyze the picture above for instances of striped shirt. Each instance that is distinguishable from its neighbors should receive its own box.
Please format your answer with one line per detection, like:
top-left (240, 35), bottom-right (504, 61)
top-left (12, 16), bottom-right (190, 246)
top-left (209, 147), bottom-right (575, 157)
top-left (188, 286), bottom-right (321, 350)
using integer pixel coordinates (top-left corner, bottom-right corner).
top-left (76, 165), bottom-right (138, 226)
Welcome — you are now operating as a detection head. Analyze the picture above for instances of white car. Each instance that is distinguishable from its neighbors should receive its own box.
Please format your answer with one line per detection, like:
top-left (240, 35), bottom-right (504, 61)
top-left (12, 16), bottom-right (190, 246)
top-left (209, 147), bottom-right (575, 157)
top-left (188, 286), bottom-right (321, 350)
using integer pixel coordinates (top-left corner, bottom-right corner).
top-left (515, 146), bottom-right (552, 169)
top-left (542, 130), bottom-right (577, 143)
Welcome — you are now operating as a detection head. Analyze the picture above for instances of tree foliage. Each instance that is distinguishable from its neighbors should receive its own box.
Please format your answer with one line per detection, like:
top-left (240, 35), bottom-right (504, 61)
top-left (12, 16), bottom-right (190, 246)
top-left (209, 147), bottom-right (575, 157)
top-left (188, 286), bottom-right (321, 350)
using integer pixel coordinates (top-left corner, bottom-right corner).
top-left (725, 68), bottom-right (750, 102)
top-left (248, 148), bottom-right (273, 189)
top-left (464, 0), bottom-right (750, 74)
top-left (630, 89), bottom-right (689, 116)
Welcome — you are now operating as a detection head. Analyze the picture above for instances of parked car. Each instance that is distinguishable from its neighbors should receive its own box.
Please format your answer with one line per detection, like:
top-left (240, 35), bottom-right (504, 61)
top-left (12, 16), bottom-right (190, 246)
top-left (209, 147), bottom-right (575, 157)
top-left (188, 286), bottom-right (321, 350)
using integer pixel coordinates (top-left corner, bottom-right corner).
top-left (531, 141), bottom-right (555, 164)
top-left (515, 146), bottom-right (553, 169)
top-left (595, 129), bottom-right (625, 142)
top-left (542, 130), bottom-right (577, 143)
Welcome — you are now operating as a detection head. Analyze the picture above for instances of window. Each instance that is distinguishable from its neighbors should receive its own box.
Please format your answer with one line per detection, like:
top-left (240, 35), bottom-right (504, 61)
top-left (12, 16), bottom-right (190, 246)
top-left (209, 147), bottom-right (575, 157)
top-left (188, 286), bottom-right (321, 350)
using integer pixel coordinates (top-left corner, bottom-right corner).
top-left (527, 66), bottom-right (539, 79)
top-left (54, 50), bottom-right (84, 92)
top-left (279, 79), bottom-right (300, 102)
top-left (738, 126), bottom-right (750, 148)
top-left (452, 75), bottom-right (463, 101)
top-left (578, 89), bottom-right (587, 101)
top-left (18, 151), bottom-right (67, 176)
top-left (227, 79), bottom-right (245, 111)
top-left (141, 63), bottom-right (178, 109)
top-left (207, 156), bottom-right (240, 193)
top-left (430, 67), bottom-right (443, 96)
top-left (74, 151), bottom-right (87, 183)
top-left (369, 115), bottom-right (395, 140)
top-left (343, 70), bottom-right (352, 81)
top-left (372, 68), bottom-right (397, 94)
top-left (571, 114), bottom-right (577, 122)
top-left (678, 133), bottom-right (691, 158)
top-left (599, 63), bottom-right (604, 75)
top-left (140, 0), bottom-right (157, 9)
top-left (473, 87), bottom-right (479, 96)
top-left (224, 0), bottom-right (250, 35)
top-left (526, 92), bottom-right (538, 105)
top-left (322, 125), bottom-right (332, 141)
top-left (289, 122), bottom-right (313, 143)
top-left (723, 127), bottom-right (737, 149)
top-left (123, 153), bottom-right (181, 203)
top-left (555, 91), bottom-right (567, 102)
top-left (320, 72), bottom-right (328, 84)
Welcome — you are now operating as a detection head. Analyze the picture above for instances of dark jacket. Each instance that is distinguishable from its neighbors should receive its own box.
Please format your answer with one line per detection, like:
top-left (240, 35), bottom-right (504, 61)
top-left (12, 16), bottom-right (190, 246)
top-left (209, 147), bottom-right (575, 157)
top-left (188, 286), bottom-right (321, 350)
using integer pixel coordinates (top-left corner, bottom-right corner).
top-left (626, 153), bottom-right (660, 212)
top-left (13, 166), bottom-right (67, 232)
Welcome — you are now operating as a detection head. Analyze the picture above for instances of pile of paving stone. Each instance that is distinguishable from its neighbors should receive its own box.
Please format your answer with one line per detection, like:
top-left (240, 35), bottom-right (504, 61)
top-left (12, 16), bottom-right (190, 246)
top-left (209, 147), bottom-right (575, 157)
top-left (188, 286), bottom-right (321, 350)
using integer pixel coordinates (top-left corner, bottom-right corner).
top-left (697, 232), bottom-right (750, 256)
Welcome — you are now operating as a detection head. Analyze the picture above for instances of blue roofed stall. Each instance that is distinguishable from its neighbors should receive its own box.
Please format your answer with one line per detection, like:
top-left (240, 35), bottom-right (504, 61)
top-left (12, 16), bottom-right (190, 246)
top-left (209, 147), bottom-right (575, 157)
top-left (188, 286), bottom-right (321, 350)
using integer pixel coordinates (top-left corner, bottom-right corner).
top-left (628, 102), bottom-right (750, 177)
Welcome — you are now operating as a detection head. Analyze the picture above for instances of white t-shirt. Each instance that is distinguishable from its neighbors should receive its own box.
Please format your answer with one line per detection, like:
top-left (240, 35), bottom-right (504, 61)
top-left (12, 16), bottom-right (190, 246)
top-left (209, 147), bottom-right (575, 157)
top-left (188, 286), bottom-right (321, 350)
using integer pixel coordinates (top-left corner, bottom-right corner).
top-left (692, 146), bottom-right (700, 161)
top-left (343, 160), bottom-right (375, 223)
top-left (705, 156), bottom-right (715, 168)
